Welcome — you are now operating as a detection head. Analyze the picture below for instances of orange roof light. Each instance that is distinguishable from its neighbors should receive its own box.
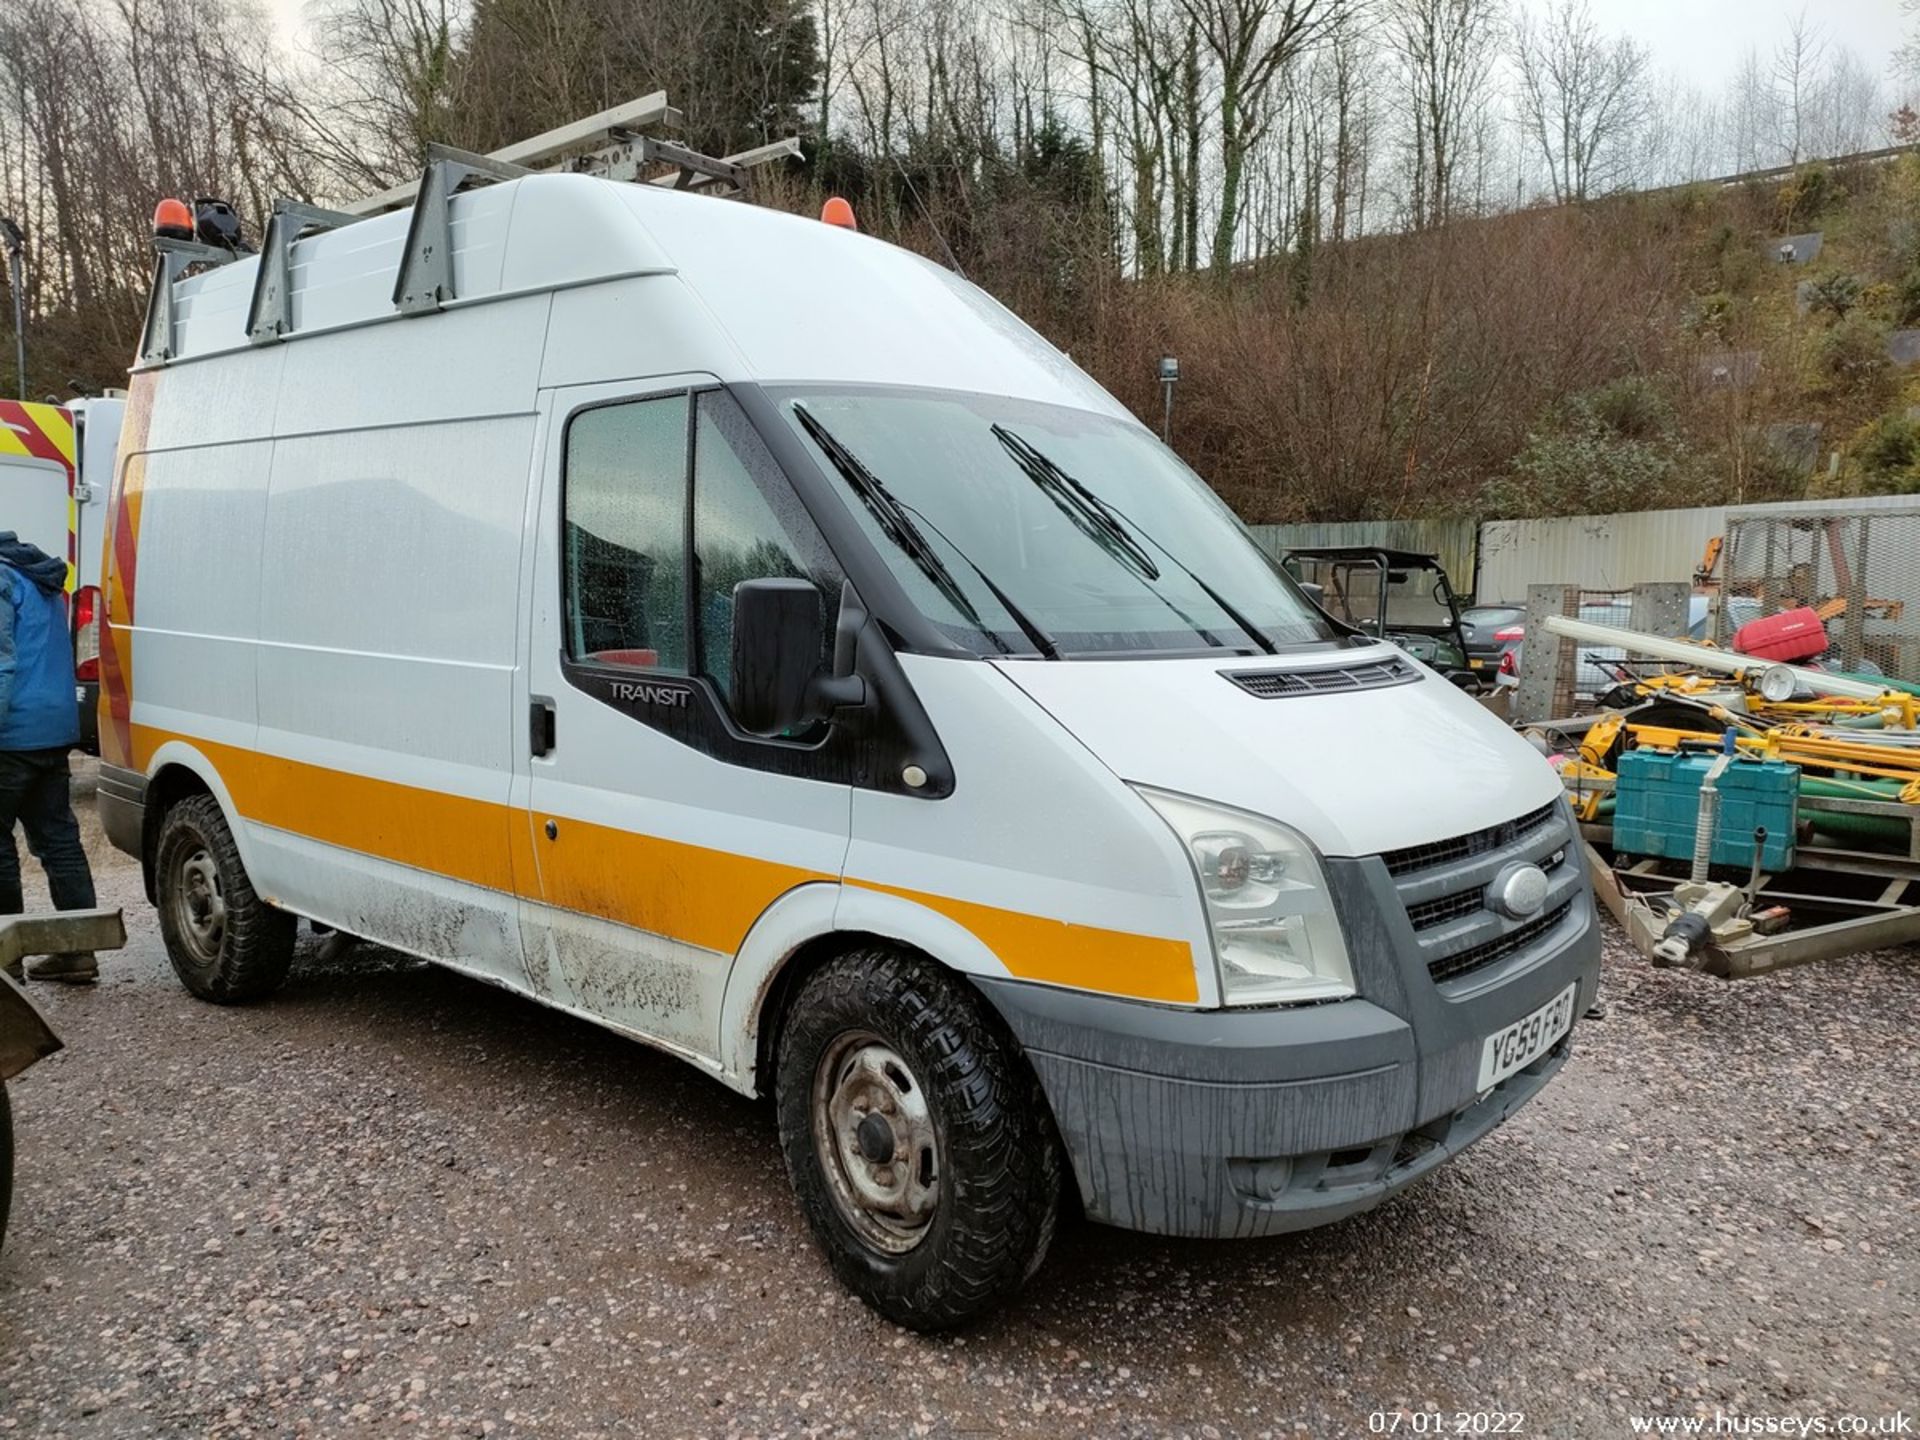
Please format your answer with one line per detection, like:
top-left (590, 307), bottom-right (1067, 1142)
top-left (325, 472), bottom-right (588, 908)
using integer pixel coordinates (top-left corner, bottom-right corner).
top-left (153, 198), bottom-right (194, 240)
top-left (820, 197), bottom-right (858, 231)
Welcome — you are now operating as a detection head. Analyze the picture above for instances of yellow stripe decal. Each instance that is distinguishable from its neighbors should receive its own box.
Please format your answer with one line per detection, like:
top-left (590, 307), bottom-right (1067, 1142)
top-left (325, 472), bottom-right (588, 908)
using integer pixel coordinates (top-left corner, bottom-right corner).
top-left (846, 880), bottom-right (1198, 1004)
top-left (129, 724), bottom-right (1196, 999)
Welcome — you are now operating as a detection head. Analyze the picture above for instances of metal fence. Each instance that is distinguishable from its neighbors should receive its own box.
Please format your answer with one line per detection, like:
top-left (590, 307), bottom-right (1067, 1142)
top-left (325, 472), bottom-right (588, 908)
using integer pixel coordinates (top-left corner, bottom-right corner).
top-left (1475, 506), bottom-right (1724, 603)
top-left (1716, 499), bottom-right (1920, 676)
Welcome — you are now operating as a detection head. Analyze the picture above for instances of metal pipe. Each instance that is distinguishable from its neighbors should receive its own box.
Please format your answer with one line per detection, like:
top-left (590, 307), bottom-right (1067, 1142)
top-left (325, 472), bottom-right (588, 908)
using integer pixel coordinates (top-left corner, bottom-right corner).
top-left (1541, 614), bottom-right (1887, 701)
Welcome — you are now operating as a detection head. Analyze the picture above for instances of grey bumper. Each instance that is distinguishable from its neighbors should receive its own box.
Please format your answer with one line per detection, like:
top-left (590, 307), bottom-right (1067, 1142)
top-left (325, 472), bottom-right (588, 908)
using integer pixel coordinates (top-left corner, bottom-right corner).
top-left (975, 827), bottom-right (1602, 1240)
top-left (76, 681), bottom-right (99, 756)
top-left (96, 762), bottom-right (146, 864)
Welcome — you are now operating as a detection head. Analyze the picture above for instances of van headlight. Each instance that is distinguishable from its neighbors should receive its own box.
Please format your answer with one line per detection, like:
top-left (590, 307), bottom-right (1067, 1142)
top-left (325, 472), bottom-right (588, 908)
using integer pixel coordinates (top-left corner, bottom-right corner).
top-left (1134, 787), bottom-right (1355, 1007)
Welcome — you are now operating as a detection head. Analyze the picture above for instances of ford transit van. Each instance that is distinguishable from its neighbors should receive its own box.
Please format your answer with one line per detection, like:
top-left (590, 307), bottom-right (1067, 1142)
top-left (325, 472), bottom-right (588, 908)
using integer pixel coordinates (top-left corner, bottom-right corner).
top-left (99, 168), bottom-right (1599, 1328)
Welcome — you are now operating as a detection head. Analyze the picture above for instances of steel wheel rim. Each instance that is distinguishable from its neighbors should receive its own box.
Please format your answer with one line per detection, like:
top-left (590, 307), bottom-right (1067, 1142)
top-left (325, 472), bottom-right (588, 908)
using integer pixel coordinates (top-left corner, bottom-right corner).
top-left (174, 845), bottom-right (227, 962)
top-left (811, 1030), bottom-right (941, 1255)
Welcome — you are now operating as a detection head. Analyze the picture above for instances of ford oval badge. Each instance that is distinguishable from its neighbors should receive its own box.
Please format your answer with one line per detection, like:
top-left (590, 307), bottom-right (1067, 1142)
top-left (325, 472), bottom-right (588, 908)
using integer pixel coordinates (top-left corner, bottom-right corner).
top-left (1490, 862), bottom-right (1550, 920)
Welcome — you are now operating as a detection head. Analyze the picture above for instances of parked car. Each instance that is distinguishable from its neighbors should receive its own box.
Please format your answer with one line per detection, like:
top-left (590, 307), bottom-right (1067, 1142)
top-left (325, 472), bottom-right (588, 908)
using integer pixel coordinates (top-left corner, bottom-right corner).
top-left (1495, 595), bottom-right (1714, 695)
top-left (104, 144), bottom-right (1599, 1329)
top-left (1459, 602), bottom-right (1526, 676)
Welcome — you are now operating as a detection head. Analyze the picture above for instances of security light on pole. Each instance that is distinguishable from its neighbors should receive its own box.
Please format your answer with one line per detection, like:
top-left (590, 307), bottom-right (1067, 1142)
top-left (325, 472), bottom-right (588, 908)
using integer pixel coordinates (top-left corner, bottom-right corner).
top-left (1158, 355), bottom-right (1179, 444)
top-left (0, 217), bottom-right (24, 401)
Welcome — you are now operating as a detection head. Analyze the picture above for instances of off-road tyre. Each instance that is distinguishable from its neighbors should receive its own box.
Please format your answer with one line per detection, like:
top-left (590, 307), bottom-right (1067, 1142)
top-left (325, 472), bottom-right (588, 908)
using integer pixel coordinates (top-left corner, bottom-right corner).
top-left (776, 946), bottom-right (1063, 1330)
top-left (154, 794), bottom-right (296, 1004)
top-left (0, 1083), bottom-right (13, 1252)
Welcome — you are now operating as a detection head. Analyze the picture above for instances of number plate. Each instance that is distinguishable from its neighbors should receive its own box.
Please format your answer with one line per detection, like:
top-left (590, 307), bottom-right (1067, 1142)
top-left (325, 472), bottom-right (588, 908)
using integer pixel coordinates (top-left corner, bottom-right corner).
top-left (1476, 983), bottom-right (1576, 1090)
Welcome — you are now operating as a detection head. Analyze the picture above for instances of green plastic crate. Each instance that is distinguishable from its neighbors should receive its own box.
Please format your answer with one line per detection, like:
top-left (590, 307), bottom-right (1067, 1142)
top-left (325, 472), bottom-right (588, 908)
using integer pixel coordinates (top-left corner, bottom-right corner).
top-left (1613, 749), bottom-right (1798, 871)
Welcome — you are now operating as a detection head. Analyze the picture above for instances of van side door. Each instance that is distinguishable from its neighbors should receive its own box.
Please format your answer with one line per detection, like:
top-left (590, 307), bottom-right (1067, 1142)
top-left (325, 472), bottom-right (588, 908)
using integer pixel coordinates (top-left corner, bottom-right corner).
top-left (520, 379), bottom-right (853, 1065)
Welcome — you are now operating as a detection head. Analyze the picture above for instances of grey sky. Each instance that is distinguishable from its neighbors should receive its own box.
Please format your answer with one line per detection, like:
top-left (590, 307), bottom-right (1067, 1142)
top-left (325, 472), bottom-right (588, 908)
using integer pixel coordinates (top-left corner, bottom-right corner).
top-left (266, 0), bottom-right (1912, 95)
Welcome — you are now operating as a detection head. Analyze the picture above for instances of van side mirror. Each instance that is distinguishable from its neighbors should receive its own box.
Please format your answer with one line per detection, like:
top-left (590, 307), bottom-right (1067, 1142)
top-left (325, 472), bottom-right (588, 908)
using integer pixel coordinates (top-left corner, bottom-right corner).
top-left (1298, 580), bottom-right (1325, 608)
top-left (731, 579), bottom-right (867, 737)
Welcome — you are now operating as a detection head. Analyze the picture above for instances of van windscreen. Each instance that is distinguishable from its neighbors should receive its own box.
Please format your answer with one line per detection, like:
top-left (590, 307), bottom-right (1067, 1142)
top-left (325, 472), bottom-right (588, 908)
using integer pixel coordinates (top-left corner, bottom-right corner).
top-left (778, 388), bottom-right (1336, 658)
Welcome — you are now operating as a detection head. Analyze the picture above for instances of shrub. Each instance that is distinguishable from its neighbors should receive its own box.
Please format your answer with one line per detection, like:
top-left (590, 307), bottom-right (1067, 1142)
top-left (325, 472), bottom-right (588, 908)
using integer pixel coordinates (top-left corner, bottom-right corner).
top-left (1812, 315), bottom-right (1892, 400)
top-left (1683, 291), bottom-right (1737, 343)
top-left (1717, 235), bottom-right (1763, 296)
top-left (1778, 163), bottom-right (1838, 226)
top-left (1478, 376), bottom-right (1695, 516)
top-left (1804, 272), bottom-right (1862, 321)
top-left (1580, 374), bottom-right (1675, 440)
top-left (1850, 414), bottom-right (1920, 493)
top-left (1740, 434), bottom-right (1815, 503)
top-left (1483, 431), bottom-right (1685, 517)
top-left (1896, 268), bottom-right (1920, 327)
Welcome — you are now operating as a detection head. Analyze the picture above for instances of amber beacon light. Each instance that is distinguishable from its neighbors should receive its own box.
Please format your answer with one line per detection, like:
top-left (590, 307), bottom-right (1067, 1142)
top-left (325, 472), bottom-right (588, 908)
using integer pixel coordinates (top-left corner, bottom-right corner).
top-left (153, 198), bottom-right (194, 241)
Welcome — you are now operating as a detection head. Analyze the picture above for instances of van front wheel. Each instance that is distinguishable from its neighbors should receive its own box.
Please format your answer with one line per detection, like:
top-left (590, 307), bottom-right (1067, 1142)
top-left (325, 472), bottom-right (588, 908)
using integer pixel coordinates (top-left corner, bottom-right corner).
top-left (155, 794), bottom-right (295, 1003)
top-left (775, 946), bottom-right (1061, 1330)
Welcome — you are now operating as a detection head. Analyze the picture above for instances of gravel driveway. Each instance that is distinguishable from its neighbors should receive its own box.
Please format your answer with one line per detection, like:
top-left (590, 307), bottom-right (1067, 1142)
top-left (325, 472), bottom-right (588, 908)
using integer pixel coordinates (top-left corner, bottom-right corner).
top-left (1, 771), bottom-right (1914, 1437)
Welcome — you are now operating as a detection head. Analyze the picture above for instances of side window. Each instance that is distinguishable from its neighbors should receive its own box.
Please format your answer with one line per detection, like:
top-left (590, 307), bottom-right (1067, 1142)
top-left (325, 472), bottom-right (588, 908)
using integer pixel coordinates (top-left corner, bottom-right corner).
top-left (692, 390), bottom-right (841, 702)
top-left (564, 394), bottom-right (690, 670)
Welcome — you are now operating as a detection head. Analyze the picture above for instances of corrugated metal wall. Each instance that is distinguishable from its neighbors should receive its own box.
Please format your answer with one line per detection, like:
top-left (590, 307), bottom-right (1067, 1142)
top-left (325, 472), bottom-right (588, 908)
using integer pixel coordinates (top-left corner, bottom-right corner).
top-left (1474, 507), bottom-right (1724, 601)
top-left (1254, 498), bottom-right (1920, 608)
top-left (1247, 519), bottom-right (1479, 595)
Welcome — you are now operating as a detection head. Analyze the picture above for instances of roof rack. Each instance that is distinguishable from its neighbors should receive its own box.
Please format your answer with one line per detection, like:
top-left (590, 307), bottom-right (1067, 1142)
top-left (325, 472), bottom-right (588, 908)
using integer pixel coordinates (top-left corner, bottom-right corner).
top-left (138, 94), bottom-right (802, 360)
top-left (138, 237), bottom-right (242, 365)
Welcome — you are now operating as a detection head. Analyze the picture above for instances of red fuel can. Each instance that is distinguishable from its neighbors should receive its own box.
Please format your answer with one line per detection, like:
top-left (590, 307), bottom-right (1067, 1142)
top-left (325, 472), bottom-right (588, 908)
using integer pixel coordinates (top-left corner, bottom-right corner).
top-left (1731, 606), bottom-right (1830, 663)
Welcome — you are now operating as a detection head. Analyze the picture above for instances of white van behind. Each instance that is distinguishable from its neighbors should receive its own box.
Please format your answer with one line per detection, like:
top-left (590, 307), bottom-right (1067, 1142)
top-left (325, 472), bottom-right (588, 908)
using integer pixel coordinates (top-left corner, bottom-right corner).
top-left (99, 147), bottom-right (1599, 1328)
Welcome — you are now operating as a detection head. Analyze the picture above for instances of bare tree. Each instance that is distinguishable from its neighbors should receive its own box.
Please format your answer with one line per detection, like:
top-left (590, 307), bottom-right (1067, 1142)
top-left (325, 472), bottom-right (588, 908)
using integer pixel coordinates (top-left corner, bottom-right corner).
top-left (1806, 45), bottom-right (1883, 159)
top-left (1176, 0), bottom-right (1343, 276)
top-left (313, 0), bottom-right (463, 183)
top-left (1513, 0), bottom-right (1649, 203)
top-left (1381, 0), bottom-right (1499, 229)
top-left (1771, 8), bottom-right (1824, 166)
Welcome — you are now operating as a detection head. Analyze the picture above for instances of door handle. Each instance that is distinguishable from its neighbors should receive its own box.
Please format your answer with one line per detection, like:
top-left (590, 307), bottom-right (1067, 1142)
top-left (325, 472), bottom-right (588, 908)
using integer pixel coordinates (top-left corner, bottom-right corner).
top-left (530, 696), bottom-right (556, 757)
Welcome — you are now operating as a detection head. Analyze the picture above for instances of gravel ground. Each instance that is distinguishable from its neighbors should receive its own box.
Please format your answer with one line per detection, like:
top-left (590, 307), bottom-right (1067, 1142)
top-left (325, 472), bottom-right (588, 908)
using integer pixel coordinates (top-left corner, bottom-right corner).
top-left (1, 768), bottom-right (1915, 1438)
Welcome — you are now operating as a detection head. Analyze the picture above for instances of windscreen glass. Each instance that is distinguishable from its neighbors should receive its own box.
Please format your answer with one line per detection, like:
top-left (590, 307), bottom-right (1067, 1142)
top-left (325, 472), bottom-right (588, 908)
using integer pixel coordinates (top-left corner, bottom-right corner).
top-left (774, 387), bottom-right (1336, 657)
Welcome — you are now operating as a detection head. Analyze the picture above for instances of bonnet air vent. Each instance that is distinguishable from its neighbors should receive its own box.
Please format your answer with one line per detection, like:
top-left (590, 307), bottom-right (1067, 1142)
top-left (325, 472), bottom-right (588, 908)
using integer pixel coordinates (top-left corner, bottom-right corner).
top-left (1225, 655), bottom-right (1421, 699)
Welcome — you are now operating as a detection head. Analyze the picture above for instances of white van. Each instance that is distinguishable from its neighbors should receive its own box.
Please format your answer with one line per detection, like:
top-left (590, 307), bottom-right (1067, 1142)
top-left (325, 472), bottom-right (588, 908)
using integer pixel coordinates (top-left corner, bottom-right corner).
top-left (98, 169), bottom-right (1598, 1328)
top-left (0, 395), bottom-right (119, 749)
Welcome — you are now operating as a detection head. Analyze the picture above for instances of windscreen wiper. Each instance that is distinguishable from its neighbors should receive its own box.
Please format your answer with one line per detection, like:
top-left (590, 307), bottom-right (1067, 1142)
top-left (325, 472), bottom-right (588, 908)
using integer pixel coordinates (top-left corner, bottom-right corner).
top-left (792, 405), bottom-right (1060, 660)
top-left (992, 425), bottom-right (1160, 580)
top-left (993, 425), bottom-right (1279, 655)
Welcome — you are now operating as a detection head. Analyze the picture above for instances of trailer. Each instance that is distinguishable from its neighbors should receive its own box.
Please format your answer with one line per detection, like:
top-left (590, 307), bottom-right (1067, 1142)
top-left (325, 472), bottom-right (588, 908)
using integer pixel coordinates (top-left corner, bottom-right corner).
top-left (1524, 613), bottom-right (1920, 979)
top-left (1, 908), bottom-right (126, 1250)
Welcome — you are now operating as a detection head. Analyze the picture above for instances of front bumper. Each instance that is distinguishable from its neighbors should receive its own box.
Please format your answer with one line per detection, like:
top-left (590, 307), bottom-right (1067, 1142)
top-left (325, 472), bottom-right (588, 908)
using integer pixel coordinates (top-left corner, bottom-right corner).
top-left (975, 817), bottom-right (1601, 1239)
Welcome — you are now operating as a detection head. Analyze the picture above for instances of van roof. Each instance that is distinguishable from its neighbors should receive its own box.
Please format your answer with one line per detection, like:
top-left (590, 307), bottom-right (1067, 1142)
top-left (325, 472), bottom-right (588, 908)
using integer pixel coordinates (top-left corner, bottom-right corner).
top-left (156, 174), bottom-right (1126, 418)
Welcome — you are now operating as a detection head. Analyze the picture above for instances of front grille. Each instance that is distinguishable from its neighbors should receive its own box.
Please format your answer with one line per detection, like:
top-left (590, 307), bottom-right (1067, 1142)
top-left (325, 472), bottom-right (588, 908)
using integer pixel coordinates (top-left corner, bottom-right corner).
top-left (1405, 889), bottom-right (1485, 931)
top-left (1380, 801), bottom-right (1559, 878)
top-left (1225, 655), bottom-right (1419, 700)
top-left (1426, 902), bottom-right (1573, 984)
top-left (1373, 799), bottom-right (1578, 990)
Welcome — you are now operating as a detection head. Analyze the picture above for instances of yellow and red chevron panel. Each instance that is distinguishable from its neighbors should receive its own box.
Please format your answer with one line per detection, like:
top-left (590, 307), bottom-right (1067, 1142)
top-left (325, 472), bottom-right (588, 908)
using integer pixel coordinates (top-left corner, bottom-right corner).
top-left (98, 373), bottom-right (156, 769)
top-left (0, 399), bottom-right (77, 591)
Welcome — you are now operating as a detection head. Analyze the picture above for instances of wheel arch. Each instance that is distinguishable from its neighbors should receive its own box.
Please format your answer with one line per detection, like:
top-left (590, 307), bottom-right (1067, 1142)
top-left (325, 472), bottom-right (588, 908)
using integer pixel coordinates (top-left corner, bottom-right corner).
top-left (722, 882), bottom-right (1018, 1099)
top-left (137, 746), bottom-right (251, 904)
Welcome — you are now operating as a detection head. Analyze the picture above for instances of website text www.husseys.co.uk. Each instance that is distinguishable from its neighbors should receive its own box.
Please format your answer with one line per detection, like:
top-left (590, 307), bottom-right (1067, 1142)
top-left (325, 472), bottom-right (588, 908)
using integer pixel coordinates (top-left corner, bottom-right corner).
top-left (1628, 1412), bottom-right (1913, 1437)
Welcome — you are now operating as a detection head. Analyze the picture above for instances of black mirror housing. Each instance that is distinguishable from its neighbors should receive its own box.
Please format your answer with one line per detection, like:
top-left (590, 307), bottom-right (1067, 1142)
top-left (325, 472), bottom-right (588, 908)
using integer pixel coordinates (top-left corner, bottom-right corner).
top-left (731, 579), bottom-right (827, 737)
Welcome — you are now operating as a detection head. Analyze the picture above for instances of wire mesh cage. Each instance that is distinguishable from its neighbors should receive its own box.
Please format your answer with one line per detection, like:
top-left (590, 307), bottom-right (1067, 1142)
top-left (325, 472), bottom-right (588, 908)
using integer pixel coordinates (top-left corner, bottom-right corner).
top-left (1716, 509), bottom-right (1920, 677)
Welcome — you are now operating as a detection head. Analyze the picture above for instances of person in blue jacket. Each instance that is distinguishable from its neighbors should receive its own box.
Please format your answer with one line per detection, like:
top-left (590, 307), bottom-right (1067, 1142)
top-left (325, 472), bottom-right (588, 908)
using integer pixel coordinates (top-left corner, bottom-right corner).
top-left (0, 532), bottom-right (97, 983)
